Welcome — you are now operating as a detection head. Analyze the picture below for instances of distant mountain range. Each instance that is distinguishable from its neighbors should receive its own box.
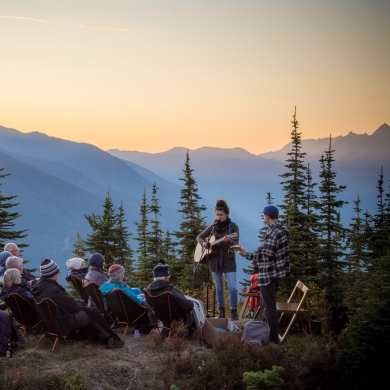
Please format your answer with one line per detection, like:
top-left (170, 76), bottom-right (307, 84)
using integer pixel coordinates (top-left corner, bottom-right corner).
top-left (0, 123), bottom-right (389, 285)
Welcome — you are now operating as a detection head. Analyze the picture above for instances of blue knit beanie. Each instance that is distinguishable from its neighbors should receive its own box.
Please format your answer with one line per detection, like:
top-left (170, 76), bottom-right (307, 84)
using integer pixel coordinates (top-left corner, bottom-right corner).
top-left (153, 260), bottom-right (170, 277)
top-left (0, 251), bottom-right (12, 278)
top-left (263, 205), bottom-right (279, 218)
top-left (88, 253), bottom-right (104, 268)
top-left (40, 258), bottom-right (60, 278)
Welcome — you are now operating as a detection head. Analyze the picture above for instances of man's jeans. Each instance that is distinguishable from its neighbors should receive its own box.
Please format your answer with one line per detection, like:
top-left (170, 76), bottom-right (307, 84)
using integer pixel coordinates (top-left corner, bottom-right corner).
top-left (211, 271), bottom-right (238, 309)
top-left (259, 278), bottom-right (281, 344)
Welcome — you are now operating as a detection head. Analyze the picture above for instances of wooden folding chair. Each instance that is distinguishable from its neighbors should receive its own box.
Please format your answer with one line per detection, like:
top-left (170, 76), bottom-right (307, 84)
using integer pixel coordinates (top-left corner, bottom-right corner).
top-left (276, 280), bottom-right (312, 342)
top-left (104, 289), bottom-right (149, 336)
top-left (5, 292), bottom-right (43, 339)
top-left (35, 298), bottom-right (71, 351)
top-left (143, 288), bottom-right (188, 338)
top-left (238, 292), bottom-right (261, 320)
top-left (68, 275), bottom-right (89, 304)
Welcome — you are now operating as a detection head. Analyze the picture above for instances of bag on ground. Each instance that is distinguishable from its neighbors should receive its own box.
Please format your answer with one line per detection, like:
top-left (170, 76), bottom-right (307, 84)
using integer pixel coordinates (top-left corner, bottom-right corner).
top-left (185, 296), bottom-right (206, 329)
top-left (242, 320), bottom-right (270, 345)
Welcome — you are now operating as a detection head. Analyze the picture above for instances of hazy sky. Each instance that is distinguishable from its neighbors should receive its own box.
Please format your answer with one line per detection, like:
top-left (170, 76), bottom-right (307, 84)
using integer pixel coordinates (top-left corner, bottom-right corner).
top-left (1, 0), bottom-right (389, 154)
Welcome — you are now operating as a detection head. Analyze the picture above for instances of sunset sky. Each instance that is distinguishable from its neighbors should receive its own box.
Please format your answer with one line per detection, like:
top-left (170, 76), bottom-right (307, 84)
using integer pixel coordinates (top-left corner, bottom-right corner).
top-left (1, 0), bottom-right (389, 154)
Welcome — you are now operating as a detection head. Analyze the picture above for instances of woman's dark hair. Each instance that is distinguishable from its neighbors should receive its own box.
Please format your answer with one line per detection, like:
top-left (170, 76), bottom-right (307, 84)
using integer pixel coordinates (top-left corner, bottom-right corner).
top-left (215, 199), bottom-right (230, 215)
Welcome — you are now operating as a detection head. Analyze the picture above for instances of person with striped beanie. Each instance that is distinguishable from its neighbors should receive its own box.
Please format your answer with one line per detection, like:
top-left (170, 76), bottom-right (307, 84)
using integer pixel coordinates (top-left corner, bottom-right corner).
top-left (31, 259), bottom-right (124, 349)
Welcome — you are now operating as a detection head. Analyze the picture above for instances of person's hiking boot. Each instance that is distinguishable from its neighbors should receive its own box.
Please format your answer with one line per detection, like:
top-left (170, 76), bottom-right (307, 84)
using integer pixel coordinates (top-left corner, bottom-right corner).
top-left (230, 309), bottom-right (238, 321)
top-left (217, 307), bottom-right (225, 318)
top-left (106, 337), bottom-right (124, 349)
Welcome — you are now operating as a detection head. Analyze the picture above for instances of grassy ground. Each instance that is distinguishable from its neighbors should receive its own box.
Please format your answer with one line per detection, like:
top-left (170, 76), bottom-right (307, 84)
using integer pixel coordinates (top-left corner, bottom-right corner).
top-left (0, 327), bottom-right (211, 390)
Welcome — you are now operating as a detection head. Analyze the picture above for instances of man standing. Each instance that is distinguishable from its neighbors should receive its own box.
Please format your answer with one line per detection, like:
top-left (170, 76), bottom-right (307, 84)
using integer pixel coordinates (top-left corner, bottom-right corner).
top-left (239, 205), bottom-right (290, 344)
top-left (4, 243), bottom-right (36, 282)
top-left (31, 258), bottom-right (124, 348)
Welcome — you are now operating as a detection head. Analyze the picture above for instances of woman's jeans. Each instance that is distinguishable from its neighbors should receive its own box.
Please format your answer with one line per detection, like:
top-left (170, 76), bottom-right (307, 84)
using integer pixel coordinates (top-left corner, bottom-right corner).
top-left (211, 271), bottom-right (238, 309)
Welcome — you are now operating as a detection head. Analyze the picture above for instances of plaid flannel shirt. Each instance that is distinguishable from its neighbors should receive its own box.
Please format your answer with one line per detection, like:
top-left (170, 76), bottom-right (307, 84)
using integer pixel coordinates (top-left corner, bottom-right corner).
top-left (245, 220), bottom-right (290, 286)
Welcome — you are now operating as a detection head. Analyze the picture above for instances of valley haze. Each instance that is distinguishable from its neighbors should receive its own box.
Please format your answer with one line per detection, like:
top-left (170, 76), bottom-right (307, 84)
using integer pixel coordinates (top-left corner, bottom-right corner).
top-left (0, 123), bottom-right (389, 286)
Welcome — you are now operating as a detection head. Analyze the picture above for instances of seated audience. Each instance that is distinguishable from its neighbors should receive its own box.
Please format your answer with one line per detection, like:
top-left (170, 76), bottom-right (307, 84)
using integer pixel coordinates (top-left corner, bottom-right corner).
top-left (65, 257), bottom-right (88, 282)
top-left (100, 264), bottom-right (144, 305)
top-left (84, 253), bottom-right (108, 286)
top-left (146, 260), bottom-right (194, 327)
top-left (31, 258), bottom-right (124, 349)
top-left (4, 243), bottom-right (36, 282)
top-left (0, 269), bottom-right (34, 304)
top-left (5, 256), bottom-right (34, 290)
top-left (0, 251), bottom-right (12, 285)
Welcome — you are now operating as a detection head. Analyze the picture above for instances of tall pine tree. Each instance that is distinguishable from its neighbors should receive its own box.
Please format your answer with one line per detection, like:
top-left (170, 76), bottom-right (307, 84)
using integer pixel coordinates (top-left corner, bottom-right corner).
top-left (84, 189), bottom-right (118, 269)
top-left (114, 201), bottom-right (134, 276)
top-left (0, 168), bottom-right (28, 248)
top-left (316, 136), bottom-right (348, 306)
top-left (133, 188), bottom-right (154, 289)
top-left (278, 108), bottom-right (311, 293)
top-left (174, 151), bottom-right (208, 295)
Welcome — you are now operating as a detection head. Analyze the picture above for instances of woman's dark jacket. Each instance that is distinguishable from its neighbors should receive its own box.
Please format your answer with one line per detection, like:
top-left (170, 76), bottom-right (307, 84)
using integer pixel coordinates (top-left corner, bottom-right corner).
top-left (197, 218), bottom-right (239, 273)
top-left (65, 267), bottom-right (88, 282)
top-left (146, 280), bottom-right (194, 313)
top-left (30, 277), bottom-right (83, 337)
top-left (0, 284), bottom-right (35, 305)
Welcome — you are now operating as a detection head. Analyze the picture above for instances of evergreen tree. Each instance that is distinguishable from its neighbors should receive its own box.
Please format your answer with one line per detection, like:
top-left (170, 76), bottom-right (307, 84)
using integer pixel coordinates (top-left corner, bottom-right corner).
top-left (337, 236), bottom-right (390, 390)
top-left (298, 163), bottom-right (321, 285)
top-left (0, 168), bottom-right (28, 248)
top-left (316, 137), bottom-right (348, 306)
top-left (147, 183), bottom-right (164, 261)
top-left (84, 189), bottom-right (118, 269)
top-left (72, 232), bottom-right (87, 259)
top-left (133, 188), bottom-right (153, 288)
top-left (115, 202), bottom-right (134, 276)
top-left (161, 229), bottom-right (179, 284)
top-left (367, 167), bottom-right (389, 259)
top-left (174, 151), bottom-right (208, 295)
top-left (279, 108), bottom-right (313, 294)
top-left (344, 196), bottom-right (370, 309)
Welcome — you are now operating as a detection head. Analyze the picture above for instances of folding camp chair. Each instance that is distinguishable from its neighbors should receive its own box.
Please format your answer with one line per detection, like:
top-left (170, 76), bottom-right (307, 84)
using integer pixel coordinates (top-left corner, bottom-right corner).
top-left (276, 280), bottom-right (312, 342)
top-left (143, 288), bottom-right (188, 338)
top-left (68, 275), bottom-right (89, 304)
top-left (4, 292), bottom-right (43, 339)
top-left (35, 298), bottom-right (70, 351)
top-left (104, 289), bottom-right (149, 336)
top-left (83, 281), bottom-right (114, 325)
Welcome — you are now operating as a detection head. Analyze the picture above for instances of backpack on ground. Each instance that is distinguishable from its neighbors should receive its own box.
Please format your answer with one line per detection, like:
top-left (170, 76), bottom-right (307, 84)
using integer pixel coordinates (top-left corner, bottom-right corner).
top-left (242, 320), bottom-right (270, 346)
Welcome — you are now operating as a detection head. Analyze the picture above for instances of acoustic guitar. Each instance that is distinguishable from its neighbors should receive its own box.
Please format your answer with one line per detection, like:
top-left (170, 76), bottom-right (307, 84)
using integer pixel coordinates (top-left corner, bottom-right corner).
top-left (194, 233), bottom-right (238, 264)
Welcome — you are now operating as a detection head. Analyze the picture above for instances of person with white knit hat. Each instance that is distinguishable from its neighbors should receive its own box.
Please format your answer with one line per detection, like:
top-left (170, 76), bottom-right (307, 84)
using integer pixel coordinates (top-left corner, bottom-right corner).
top-left (65, 257), bottom-right (88, 282)
top-left (31, 258), bottom-right (124, 349)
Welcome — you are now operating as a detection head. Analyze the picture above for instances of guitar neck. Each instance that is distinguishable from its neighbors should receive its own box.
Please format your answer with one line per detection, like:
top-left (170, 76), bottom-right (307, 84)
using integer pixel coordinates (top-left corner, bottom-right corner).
top-left (210, 234), bottom-right (236, 247)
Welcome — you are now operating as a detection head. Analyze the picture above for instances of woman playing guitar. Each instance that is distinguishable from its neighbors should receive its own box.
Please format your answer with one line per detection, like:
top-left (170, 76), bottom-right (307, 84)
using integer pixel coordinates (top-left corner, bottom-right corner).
top-left (196, 199), bottom-right (239, 320)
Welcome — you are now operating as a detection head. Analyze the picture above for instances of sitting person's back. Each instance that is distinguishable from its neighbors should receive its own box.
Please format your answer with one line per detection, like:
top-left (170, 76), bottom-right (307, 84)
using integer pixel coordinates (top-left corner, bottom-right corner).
top-left (0, 269), bottom-right (34, 305)
top-left (146, 260), bottom-right (194, 326)
top-left (100, 264), bottom-right (144, 305)
top-left (31, 258), bottom-right (124, 349)
top-left (65, 257), bottom-right (88, 282)
top-left (84, 253), bottom-right (109, 286)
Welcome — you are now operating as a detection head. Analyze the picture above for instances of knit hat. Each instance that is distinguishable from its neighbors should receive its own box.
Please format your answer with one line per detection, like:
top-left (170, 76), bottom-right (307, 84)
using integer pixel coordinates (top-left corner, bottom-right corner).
top-left (263, 205), bottom-right (279, 218)
top-left (0, 251), bottom-right (12, 267)
top-left (108, 264), bottom-right (125, 280)
top-left (40, 258), bottom-right (60, 278)
top-left (0, 251), bottom-right (12, 279)
top-left (88, 253), bottom-right (104, 268)
top-left (152, 260), bottom-right (170, 277)
top-left (66, 257), bottom-right (85, 270)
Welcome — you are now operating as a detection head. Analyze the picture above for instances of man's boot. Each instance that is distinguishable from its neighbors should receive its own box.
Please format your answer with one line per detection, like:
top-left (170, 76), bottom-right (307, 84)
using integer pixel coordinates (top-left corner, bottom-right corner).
top-left (230, 309), bottom-right (238, 321)
top-left (217, 307), bottom-right (225, 318)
